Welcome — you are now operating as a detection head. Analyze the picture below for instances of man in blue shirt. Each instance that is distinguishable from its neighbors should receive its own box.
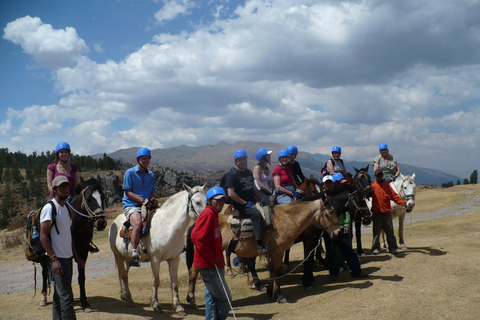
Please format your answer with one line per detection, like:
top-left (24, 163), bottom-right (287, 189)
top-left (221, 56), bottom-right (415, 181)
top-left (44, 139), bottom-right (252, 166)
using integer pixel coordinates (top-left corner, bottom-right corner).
top-left (122, 147), bottom-right (156, 267)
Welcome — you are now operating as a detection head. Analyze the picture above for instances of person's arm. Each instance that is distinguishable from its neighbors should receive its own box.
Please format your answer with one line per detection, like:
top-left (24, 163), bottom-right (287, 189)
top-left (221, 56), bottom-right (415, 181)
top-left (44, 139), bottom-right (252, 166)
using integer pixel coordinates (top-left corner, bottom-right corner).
top-left (395, 162), bottom-right (401, 178)
top-left (326, 159), bottom-right (336, 175)
top-left (40, 219), bottom-right (63, 275)
top-left (46, 168), bottom-right (54, 195)
top-left (387, 185), bottom-right (406, 206)
top-left (228, 187), bottom-right (247, 205)
top-left (373, 162), bottom-right (380, 173)
top-left (73, 169), bottom-right (80, 193)
top-left (273, 175), bottom-right (294, 196)
top-left (125, 190), bottom-right (144, 204)
top-left (191, 212), bottom-right (217, 265)
top-left (296, 162), bottom-right (306, 182)
top-left (253, 186), bottom-right (263, 203)
top-left (253, 166), bottom-right (272, 194)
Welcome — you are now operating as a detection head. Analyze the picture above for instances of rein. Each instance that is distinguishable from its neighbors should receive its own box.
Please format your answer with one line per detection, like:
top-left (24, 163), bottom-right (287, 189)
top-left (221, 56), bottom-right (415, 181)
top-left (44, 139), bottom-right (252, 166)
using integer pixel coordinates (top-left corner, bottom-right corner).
top-left (186, 189), bottom-right (202, 217)
top-left (346, 190), bottom-right (370, 218)
top-left (66, 186), bottom-right (106, 221)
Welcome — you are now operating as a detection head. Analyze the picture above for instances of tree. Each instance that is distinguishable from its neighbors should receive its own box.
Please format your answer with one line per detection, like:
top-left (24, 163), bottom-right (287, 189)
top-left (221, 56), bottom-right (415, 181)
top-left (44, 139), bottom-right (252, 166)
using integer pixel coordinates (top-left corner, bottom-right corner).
top-left (469, 170), bottom-right (478, 184)
top-left (456, 180), bottom-right (461, 185)
top-left (463, 178), bottom-right (469, 185)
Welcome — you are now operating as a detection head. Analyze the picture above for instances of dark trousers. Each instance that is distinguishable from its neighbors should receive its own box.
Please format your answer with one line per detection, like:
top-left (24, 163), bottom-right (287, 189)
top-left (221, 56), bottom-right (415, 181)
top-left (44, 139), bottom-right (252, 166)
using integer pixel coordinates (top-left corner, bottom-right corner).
top-left (371, 211), bottom-right (398, 251)
top-left (239, 206), bottom-right (265, 242)
top-left (52, 258), bottom-right (76, 320)
top-left (325, 231), bottom-right (362, 276)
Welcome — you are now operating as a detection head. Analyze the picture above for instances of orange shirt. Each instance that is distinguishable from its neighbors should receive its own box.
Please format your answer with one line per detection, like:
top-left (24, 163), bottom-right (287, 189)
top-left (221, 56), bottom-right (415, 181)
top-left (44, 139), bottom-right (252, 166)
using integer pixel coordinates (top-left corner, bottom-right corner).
top-left (371, 181), bottom-right (406, 213)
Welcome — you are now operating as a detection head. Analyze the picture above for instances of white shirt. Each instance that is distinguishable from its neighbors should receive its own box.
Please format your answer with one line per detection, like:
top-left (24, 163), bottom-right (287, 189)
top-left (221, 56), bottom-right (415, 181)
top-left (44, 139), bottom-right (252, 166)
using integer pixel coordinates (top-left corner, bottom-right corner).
top-left (40, 198), bottom-right (73, 258)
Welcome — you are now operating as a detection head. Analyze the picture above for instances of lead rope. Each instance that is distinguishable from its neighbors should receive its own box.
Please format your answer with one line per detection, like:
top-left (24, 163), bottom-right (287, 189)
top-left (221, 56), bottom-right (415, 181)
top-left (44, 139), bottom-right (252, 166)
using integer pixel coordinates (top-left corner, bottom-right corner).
top-left (215, 264), bottom-right (237, 319)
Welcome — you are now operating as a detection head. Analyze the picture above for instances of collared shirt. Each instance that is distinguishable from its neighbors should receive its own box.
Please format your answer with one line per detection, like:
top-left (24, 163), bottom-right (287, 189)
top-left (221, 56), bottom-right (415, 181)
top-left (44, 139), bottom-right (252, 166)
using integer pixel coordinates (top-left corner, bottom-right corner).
top-left (122, 165), bottom-right (156, 209)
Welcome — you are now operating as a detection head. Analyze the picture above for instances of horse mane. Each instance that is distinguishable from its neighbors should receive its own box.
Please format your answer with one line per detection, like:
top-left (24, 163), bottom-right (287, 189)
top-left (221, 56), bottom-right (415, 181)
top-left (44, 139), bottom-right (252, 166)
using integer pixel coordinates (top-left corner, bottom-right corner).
top-left (73, 176), bottom-right (104, 198)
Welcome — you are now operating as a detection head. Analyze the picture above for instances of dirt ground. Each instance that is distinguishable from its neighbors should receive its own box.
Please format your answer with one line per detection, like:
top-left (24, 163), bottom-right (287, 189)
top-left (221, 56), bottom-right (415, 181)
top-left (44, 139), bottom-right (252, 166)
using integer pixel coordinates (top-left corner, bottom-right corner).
top-left (1, 184), bottom-right (480, 319)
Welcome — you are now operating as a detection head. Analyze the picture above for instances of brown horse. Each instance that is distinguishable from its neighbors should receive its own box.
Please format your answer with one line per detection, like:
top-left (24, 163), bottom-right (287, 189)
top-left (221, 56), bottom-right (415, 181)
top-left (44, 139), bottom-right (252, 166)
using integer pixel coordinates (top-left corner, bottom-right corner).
top-left (187, 195), bottom-right (341, 304)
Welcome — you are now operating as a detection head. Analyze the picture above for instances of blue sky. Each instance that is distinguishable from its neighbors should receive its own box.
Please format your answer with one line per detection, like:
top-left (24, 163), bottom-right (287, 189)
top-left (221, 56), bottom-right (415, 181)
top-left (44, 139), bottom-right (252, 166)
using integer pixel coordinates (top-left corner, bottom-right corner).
top-left (2, 0), bottom-right (480, 178)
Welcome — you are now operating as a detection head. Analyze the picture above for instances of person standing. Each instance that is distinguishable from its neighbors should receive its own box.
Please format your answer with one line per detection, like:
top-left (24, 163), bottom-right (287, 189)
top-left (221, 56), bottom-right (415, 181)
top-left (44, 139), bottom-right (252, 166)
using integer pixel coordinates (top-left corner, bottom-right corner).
top-left (373, 143), bottom-right (401, 182)
top-left (40, 176), bottom-right (85, 320)
top-left (225, 149), bottom-right (267, 254)
top-left (191, 187), bottom-right (232, 320)
top-left (122, 147), bottom-right (157, 267)
top-left (286, 145), bottom-right (306, 185)
top-left (371, 168), bottom-right (406, 255)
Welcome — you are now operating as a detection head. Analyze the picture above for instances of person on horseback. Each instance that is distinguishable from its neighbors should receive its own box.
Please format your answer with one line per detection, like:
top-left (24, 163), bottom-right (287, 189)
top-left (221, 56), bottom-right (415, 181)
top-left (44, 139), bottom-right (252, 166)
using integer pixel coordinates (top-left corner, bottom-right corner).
top-left (47, 142), bottom-right (80, 199)
top-left (373, 143), bottom-right (401, 182)
top-left (191, 186), bottom-right (232, 320)
top-left (122, 147), bottom-right (157, 267)
top-left (225, 149), bottom-right (268, 254)
top-left (371, 168), bottom-right (406, 255)
top-left (253, 147), bottom-right (274, 204)
top-left (326, 146), bottom-right (347, 176)
top-left (321, 175), bottom-right (335, 191)
top-left (286, 145), bottom-right (306, 185)
top-left (324, 173), bottom-right (368, 279)
top-left (273, 149), bottom-right (302, 204)
top-left (40, 176), bottom-right (85, 319)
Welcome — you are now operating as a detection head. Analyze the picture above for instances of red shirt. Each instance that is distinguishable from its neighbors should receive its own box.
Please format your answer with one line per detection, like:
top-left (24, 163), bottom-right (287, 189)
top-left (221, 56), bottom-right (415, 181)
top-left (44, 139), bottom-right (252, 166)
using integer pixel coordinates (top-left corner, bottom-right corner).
top-left (371, 180), bottom-right (406, 213)
top-left (272, 165), bottom-right (294, 187)
top-left (191, 205), bottom-right (225, 269)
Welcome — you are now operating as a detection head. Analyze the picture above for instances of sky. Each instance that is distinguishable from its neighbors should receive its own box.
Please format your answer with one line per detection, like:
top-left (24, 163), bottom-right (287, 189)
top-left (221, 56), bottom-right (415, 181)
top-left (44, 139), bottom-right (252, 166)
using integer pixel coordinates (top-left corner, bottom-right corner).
top-left (1, 0), bottom-right (480, 178)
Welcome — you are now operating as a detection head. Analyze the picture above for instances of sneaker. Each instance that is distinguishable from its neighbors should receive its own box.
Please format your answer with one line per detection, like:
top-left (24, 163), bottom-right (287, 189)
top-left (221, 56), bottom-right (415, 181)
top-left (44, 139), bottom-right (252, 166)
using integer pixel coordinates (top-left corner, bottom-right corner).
top-left (372, 249), bottom-right (380, 255)
top-left (389, 249), bottom-right (398, 255)
top-left (130, 255), bottom-right (140, 267)
top-left (257, 245), bottom-right (268, 255)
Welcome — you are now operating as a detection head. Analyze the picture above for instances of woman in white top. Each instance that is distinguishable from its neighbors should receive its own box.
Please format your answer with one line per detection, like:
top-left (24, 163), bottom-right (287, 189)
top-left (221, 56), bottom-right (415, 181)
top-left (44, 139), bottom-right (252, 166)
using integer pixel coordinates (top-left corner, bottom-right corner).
top-left (253, 147), bottom-right (273, 204)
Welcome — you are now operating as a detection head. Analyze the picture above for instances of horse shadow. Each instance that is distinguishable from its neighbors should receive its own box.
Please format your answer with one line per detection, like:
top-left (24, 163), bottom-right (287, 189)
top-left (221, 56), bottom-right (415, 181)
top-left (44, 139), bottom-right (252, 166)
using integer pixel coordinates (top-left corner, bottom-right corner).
top-left (403, 246), bottom-right (447, 256)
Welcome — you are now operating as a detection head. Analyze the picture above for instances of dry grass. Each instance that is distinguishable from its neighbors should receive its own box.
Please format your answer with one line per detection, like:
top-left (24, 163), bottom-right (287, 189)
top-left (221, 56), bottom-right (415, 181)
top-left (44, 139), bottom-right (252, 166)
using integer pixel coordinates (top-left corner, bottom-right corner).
top-left (1, 184), bottom-right (480, 319)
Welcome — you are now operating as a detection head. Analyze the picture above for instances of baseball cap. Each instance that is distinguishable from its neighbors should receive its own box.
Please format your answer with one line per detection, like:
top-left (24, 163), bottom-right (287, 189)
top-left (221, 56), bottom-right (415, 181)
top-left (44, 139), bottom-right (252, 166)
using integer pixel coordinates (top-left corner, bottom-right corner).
top-left (322, 175), bottom-right (334, 183)
top-left (52, 176), bottom-right (70, 187)
top-left (374, 168), bottom-right (384, 176)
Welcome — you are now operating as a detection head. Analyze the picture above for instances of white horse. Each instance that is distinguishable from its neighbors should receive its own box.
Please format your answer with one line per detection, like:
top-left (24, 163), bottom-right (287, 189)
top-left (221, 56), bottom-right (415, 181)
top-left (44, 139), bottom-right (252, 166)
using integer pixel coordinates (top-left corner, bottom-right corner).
top-left (387, 173), bottom-right (416, 249)
top-left (109, 183), bottom-right (207, 315)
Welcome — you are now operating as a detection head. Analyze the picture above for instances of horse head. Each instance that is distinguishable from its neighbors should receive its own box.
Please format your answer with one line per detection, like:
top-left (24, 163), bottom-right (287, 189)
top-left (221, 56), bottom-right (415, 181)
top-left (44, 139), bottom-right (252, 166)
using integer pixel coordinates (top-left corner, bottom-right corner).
top-left (183, 183), bottom-right (207, 220)
top-left (73, 177), bottom-right (107, 231)
top-left (298, 177), bottom-right (319, 196)
top-left (394, 173), bottom-right (416, 212)
top-left (353, 165), bottom-right (373, 198)
top-left (345, 184), bottom-right (372, 226)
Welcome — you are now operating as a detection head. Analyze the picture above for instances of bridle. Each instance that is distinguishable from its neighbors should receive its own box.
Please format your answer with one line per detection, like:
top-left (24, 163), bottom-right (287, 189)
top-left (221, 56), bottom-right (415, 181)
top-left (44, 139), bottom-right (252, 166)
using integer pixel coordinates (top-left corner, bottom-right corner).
top-left (346, 189), bottom-right (370, 220)
top-left (186, 188), bottom-right (204, 218)
top-left (392, 177), bottom-right (416, 202)
top-left (66, 185), bottom-right (106, 221)
top-left (353, 171), bottom-right (372, 197)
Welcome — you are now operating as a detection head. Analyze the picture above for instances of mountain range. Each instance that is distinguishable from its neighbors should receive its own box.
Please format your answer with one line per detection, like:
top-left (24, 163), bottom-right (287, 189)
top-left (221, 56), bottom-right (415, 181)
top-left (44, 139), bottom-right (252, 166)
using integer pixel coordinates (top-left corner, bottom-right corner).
top-left (96, 141), bottom-right (461, 186)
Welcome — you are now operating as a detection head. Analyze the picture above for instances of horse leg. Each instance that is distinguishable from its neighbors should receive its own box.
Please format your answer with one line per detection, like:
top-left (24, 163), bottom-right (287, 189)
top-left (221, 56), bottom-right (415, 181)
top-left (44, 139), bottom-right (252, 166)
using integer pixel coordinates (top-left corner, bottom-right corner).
top-left (355, 220), bottom-right (365, 256)
top-left (247, 257), bottom-right (265, 292)
top-left (114, 251), bottom-right (133, 306)
top-left (186, 267), bottom-right (199, 307)
top-left (270, 253), bottom-right (287, 303)
top-left (78, 263), bottom-right (93, 312)
top-left (149, 258), bottom-right (163, 313)
top-left (40, 257), bottom-right (49, 307)
top-left (283, 248), bottom-right (291, 270)
top-left (167, 257), bottom-right (186, 316)
top-left (398, 213), bottom-right (407, 249)
top-left (225, 252), bottom-right (235, 279)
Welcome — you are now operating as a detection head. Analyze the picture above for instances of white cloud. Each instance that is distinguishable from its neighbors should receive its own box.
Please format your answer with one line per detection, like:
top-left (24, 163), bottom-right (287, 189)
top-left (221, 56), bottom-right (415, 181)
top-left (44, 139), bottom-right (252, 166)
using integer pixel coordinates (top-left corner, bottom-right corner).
top-left (154, 0), bottom-right (196, 23)
top-left (3, 16), bottom-right (89, 68)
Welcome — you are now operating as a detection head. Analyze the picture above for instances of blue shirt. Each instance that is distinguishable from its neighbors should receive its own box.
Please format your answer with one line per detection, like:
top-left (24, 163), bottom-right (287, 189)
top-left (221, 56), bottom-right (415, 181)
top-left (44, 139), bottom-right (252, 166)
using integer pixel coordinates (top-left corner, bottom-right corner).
top-left (122, 166), bottom-right (156, 209)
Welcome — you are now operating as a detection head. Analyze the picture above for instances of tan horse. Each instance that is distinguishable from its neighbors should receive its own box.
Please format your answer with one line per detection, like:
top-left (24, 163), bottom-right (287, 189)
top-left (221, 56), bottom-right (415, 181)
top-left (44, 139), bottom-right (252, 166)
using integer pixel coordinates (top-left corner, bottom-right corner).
top-left (220, 196), bottom-right (340, 303)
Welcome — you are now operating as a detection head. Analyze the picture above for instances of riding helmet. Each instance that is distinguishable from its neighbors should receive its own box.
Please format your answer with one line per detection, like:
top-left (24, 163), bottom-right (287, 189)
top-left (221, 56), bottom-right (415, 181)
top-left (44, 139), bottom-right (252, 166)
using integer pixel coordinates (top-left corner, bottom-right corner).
top-left (255, 148), bottom-right (272, 161)
top-left (287, 146), bottom-right (298, 155)
top-left (332, 172), bottom-right (345, 182)
top-left (332, 146), bottom-right (341, 153)
top-left (56, 142), bottom-right (71, 152)
top-left (206, 186), bottom-right (227, 201)
top-left (379, 143), bottom-right (388, 150)
top-left (136, 147), bottom-right (151, 158)
top-left (278, 149), bottom-right (290, 159)
top-left (234, 149), bottom-right (248, 160)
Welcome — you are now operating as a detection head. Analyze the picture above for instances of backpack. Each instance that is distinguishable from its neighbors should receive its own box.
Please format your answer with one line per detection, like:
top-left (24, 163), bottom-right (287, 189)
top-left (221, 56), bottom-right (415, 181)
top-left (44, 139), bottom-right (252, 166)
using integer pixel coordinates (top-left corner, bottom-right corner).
top-left (320, 158), bottom-right (345, 179)
top-left (24, 200), bottom-right (59, 262)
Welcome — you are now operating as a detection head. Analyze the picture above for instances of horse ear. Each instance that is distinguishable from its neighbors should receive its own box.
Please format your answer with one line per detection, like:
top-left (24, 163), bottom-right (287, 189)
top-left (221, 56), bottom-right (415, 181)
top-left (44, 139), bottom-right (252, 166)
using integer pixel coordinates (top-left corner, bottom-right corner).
top-left (183, 183), bottom-right (193, 194)
top-left (202, 182), bottom-right (207, 191)
top-left (354, 167), bottom-right (359, 173)
top-left (366, 164), bottom-right (369, 171)
top-left (411, 173), bottom-right (415, 182)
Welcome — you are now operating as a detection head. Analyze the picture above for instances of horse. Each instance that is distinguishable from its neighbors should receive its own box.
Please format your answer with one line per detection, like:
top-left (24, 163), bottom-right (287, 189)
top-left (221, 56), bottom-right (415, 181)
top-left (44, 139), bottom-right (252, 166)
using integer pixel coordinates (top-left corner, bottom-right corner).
top-left (109, 183), bottom-right (206, 315)
top-left (39, 177), bottom-right (107, 312)
top-left (187, 194), bottom-right (341, 304)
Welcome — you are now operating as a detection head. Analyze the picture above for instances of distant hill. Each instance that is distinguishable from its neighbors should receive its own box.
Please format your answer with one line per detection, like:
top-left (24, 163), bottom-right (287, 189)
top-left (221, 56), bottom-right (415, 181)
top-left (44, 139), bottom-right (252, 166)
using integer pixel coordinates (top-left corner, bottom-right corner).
top-left (96, 141), bottom-right (461, 186)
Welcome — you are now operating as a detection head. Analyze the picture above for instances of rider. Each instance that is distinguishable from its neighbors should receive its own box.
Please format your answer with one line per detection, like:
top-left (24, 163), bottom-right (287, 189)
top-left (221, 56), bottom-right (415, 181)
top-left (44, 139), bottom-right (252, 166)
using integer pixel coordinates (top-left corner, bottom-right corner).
top-left (286, 145), bottom-right (306, 185)
top-left (273, 149), bottom-right (301, 205)
top-left (326, 146), bottom-right (347, 176)
top-left (122, 147), bottom-right (157, 267)
top-left (191, 186), bottom-right (232, 320)
top-left (225, 149), bottom-right (268, 254)
top-left (373, 143), bottom-right (401, 182)
top-left (253, 147), bottom-right (274, 204)
top-left (47, 142), bottom-right (80, 198)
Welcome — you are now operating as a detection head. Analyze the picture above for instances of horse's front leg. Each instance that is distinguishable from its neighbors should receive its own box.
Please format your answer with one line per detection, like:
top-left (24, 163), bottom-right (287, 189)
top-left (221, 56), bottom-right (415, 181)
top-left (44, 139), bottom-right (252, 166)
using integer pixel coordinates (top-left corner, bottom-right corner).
top-left (354, 220), bottom-right (365, 256)
top-left (149, 258), bottom-right (162, 313)
top-left (78, 262), bottom-right (93, 312)
top-left (187, 267), bottom-right (199, 307)
top-left (168, 256), bottom-right (187, 316)
top-left (270, 253), bottom-right (287, 303)
top-left (225, 251), bottom-right (235, 278)
top-left (248, 257), bottom-right (265, 292)
top-left (398, 213), bottom-right (407, 249)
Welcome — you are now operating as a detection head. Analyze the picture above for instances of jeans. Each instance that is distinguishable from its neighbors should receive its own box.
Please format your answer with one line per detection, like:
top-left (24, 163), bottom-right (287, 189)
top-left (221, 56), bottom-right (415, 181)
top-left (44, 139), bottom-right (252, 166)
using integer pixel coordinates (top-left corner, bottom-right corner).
top-left (52, 258), bottom-right (76, 320)
top-left (199, 268), bottom-right (232, 320)
top-left (238, 206), bottom-right (265, 242)
top-left (371, 211), bottom-right (398, 251)
top-left (325, 231), bottom-right (362, 276)
top-left (276, 185), bottom-right (295, 205)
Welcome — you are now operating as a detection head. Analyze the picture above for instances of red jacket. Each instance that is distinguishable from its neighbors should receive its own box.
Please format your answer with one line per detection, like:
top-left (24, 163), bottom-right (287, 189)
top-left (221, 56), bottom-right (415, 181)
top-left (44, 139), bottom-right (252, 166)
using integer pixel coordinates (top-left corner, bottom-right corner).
top-left (371, 180), bottom-right (406, 213)
top-left (191, 205), bottom-right (225, 269)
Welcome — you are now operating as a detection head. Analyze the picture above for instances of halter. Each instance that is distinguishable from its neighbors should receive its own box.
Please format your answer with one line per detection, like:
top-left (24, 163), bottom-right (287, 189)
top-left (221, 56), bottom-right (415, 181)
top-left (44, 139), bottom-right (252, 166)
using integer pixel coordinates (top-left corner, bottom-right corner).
top-left (353, 171), bottom-right (372, 196)
top-left (66, 186), bottom-right (106, 221)
top-left (186, 189), bottom-right (203, 218)
top-left (392, 177), bottom-right (416, 202)
top-left (346, 189), bottom-right (370, 219)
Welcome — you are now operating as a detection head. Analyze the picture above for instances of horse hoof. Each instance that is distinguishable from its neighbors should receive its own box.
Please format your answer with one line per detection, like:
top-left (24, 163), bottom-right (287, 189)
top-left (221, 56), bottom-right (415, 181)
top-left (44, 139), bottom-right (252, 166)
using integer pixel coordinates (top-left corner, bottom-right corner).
top-left (83, 307), bottom-right (93, 313)
top-left (39, 294), bottom-right (47, 307)
top-left (305, 286), bottom-right (313, 291)
top-left (173, 305), bottom-right (186, 316)
top-left (228, 273), bottom-right (235, 279)
top-left (126, 301), bottom-right (135, 308)
top-left (153, 306), bottom-right (163, 313)
top-left (186, 295), bottom-right (197, 307)
top-left (257, 285), bottom-right (267, 293)
top-left (277, 296), bottom-right (288, 303)
top-left (400, 244), bottom-right (407, 250)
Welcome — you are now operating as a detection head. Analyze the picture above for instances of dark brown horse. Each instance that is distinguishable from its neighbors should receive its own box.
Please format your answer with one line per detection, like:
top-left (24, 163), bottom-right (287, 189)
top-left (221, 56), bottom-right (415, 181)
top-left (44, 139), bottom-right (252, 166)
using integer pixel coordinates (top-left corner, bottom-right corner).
top-left (40, 177), bottom-right (107, 312)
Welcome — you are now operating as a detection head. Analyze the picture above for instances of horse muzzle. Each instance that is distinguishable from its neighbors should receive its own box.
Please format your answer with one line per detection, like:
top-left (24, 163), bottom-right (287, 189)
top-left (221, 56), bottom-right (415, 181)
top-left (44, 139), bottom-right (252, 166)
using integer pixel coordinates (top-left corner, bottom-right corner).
top-left (95, 217), bottom-right (108, 231)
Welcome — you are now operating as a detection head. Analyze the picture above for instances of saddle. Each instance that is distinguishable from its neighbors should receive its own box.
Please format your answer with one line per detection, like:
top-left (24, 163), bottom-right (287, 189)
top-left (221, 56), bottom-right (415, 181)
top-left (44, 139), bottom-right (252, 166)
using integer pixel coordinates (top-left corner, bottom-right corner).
top-left (227, 204), bottom-right (274, 238)
top-left (119, 206), bottom-right (156, 240)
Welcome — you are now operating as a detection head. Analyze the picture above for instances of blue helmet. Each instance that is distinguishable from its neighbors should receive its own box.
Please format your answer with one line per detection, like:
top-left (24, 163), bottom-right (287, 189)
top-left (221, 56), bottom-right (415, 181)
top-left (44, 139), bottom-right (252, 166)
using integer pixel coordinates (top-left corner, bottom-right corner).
top-left (287, 146), bottom-right (298, 155)
top-left (55, 142), bottom-right (71, 152)
top-left (332, 173), bottom-right (345, 182)
top-left (379, 143), bottom-right (388, 150)
top-left (332, 146), bottom-right (341, 153)
top-left (255, 148), bottom-right (271, 161)
top-left (278, 149), bottom-right (290, 158)
top-left (136, 147), bottom-right (151, 158)
top-left (206, 186), bottom-right (226, 201)
top-left (234, 149), bottom-right (248, 160)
